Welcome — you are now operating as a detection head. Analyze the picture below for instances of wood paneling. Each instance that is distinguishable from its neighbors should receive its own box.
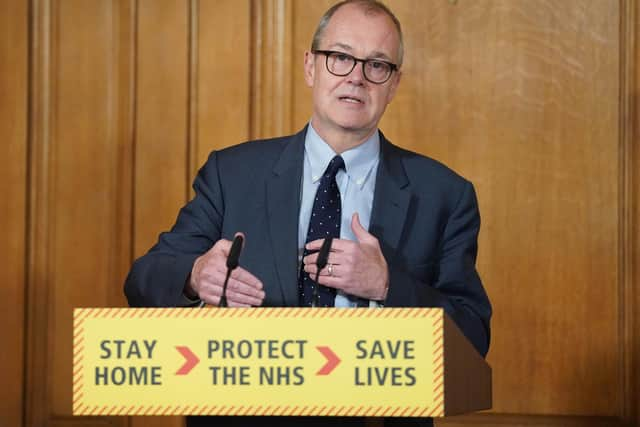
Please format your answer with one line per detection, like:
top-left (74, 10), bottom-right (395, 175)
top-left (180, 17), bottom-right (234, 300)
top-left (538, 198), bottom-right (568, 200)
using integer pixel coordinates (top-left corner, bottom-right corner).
top-left (7, 0), bottom-right (639, 426)
top-left (621, 1), bottom-right (638, 424)
top-left (134, 0), bottom-right (190, 258)
top-left (251, 0), bottom-right (295, 139)
top-left (195, 0), bottom-right (251, 172)
top-left (0, 0), bottom-right (27, 426)
top-left (49, 0), bottom-right (132, 418)
top-left (629, 0), bottom-right (640, 424)
top-left (25, 0), bottom-right (134, 426)
top-left (292, 0), bottom-right (622, 417)
top-left (132, 2), bottom-right (189, 427)
top-left (25, 1), bottom-right (55, 424)
top-left (291, 0), bottom-right (331, 130)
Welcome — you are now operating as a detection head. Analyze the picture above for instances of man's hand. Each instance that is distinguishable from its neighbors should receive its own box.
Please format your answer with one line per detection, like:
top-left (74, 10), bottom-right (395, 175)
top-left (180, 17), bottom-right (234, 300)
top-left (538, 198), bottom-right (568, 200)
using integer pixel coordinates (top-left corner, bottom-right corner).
top-left (187, 234), bottom-right (265, 307)
top-left (303, 213), bottom-right (389, 301)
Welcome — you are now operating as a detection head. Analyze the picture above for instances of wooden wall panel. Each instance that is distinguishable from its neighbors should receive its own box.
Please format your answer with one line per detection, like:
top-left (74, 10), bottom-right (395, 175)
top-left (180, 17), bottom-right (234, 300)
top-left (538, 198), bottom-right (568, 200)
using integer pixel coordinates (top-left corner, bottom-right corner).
top-left (291, 0), bottom-right (623, 420)
top-left (628, 1), bottom-right (640, 424)
top-left (8, 1), bottom-right (637, 426)
top-left (194, 0), bottom-right (251, 175)
top-left (0, 0), bottom-right (27, 426)
top-left (620, 1), bottom-right (638, 424)
top-left (25, 0), bottom-right (134, 426)
top-left (251, 0), bottom-right (295, 139)
top-left (132, 1), bottom-right (190, 427)
top-left (47, 0), bottom-right (132, 423)
top-left (134, 0), bottom-right (189, 258)
top-left (291, 0), bottom-right (330, 131)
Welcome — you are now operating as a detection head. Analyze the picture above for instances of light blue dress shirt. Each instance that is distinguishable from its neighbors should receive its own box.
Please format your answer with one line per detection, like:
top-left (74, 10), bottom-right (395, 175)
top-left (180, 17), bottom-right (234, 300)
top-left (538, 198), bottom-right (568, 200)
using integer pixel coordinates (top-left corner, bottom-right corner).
top-left (298, 123), bottom-right (380, 307)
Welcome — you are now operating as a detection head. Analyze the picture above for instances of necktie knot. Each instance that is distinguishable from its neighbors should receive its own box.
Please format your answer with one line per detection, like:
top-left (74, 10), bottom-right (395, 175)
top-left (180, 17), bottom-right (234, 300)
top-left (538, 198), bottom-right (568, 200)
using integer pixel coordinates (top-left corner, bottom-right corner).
top-left (324, 155), bottom-right (345, 180)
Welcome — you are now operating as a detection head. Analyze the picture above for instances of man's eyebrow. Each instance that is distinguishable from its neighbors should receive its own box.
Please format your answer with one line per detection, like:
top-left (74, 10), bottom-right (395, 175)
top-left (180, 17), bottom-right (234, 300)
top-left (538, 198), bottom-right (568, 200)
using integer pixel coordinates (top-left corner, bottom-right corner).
top-left (327, 43), bottom-right (393, 62)
top-left (368, 50), bottom-right (393, 62)
top-left (329, 42), bottom-right (354, 52)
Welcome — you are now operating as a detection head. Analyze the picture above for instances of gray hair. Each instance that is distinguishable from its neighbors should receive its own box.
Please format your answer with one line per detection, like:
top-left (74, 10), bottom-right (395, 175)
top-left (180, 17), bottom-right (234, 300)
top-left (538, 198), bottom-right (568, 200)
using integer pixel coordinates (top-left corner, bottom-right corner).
top-left (311, 0), bottom-right (404, 67)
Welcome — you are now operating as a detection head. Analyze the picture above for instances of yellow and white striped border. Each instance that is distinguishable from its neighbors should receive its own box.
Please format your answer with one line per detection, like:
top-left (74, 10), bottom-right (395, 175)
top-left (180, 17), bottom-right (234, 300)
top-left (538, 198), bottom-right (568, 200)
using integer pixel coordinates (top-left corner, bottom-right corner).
top-left (73, 307), bottom-right (445, 417)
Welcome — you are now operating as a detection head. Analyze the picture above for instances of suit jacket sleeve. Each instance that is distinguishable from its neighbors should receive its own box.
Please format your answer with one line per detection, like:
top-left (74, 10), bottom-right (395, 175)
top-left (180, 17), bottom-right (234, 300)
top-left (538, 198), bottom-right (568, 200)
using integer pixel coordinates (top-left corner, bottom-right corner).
top-left (384, 181), bottom-right (491, 357)
top-left (124, 152), bottom-right (224, 307)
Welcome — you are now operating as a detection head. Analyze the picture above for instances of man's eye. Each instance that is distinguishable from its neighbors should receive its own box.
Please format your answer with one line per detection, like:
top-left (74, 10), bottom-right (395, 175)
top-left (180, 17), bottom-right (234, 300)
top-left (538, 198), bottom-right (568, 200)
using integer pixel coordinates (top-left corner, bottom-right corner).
top-left (335, 54), bottom-right (351, 62)
top-left (369, 61), bottom-right (386, 69)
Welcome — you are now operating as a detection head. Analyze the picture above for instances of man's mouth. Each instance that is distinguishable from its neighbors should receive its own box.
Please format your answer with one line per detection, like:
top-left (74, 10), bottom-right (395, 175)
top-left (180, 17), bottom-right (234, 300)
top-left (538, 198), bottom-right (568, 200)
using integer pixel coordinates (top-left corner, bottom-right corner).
top-left (339, 96), bottom-right (364, 104)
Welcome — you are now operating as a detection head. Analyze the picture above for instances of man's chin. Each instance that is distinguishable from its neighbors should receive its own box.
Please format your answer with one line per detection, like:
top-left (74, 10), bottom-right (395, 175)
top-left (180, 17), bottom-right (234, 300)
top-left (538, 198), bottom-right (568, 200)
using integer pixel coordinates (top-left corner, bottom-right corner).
top-left (334, 123), bottom-right (378, 141)
top-left (331, 116), bottom-right (373, 132)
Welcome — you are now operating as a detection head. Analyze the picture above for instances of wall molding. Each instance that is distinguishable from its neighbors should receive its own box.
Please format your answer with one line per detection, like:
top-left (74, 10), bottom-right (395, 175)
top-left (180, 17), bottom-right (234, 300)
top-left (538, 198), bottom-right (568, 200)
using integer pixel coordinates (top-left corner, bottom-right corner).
top-left (619, 0), bottom-right (638, 425)
top-left (250, 0), bottom-right (294, 139)
top-left (25, 0), bottom-right (53, 425)
top-left (187, 0), bottom-right (198, 198)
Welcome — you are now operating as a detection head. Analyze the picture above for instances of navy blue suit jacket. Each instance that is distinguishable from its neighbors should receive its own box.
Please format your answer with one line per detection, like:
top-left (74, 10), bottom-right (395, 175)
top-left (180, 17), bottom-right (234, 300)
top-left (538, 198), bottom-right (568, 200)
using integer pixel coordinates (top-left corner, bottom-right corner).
top-left (124, 127), bottom-right (491, 426)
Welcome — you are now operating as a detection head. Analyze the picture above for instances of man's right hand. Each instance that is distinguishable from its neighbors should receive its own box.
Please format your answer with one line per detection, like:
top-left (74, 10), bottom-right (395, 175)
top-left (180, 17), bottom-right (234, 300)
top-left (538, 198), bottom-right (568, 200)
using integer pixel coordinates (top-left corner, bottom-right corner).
top-left (187, 236), bottom-right (265, 307)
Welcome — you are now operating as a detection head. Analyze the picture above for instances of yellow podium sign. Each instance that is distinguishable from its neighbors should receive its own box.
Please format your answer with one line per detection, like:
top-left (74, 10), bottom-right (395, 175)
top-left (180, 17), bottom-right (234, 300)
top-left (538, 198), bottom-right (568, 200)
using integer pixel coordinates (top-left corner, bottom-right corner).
top-left (73, 308), bottom-right (447, 417)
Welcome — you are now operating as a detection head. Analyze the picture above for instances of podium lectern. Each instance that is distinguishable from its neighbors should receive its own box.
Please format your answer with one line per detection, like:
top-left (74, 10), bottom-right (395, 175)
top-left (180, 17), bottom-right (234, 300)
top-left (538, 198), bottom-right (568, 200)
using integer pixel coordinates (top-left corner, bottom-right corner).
top-left (73, 307), bottom-right (491, 418)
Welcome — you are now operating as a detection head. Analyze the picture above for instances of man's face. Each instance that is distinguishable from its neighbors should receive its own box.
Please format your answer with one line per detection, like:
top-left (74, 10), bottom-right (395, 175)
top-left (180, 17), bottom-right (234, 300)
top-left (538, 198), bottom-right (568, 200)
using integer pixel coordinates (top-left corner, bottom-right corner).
top-left (304, 4), bottom-right (402, 143)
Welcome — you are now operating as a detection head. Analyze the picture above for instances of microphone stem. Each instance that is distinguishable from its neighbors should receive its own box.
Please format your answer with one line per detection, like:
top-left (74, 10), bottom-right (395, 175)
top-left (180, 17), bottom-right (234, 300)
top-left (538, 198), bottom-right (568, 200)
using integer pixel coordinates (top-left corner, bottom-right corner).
top-left (219, 268), bottom-right (232, 308)
top-left (312, 269), bottom-right (321, 307)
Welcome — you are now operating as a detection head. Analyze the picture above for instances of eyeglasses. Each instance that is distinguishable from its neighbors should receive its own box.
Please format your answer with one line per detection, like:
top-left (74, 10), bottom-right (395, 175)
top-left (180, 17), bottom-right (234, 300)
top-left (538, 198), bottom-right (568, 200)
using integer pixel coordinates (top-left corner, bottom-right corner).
top-left (312, 50), bottom-right (398, 84)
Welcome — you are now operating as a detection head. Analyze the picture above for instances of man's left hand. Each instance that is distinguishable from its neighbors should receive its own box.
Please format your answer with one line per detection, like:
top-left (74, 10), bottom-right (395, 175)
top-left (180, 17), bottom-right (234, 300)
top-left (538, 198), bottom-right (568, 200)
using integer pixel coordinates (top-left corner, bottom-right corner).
top-left (303, 213), bottom-right (389, 301)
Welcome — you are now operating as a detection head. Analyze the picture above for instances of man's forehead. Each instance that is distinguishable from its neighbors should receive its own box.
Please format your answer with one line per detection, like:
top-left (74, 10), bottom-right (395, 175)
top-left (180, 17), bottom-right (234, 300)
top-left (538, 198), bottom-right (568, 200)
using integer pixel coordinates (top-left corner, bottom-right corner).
top-left (326, 42), bottom-right (393, 61)
top-left (320, 5), bottom-right (399, 60)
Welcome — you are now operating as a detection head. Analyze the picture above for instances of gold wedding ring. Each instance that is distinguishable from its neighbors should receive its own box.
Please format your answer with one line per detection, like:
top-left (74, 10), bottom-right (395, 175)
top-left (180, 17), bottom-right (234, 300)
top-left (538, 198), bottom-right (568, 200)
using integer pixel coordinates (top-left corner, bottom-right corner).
top-left (327, 263), bottom-right (333, 276)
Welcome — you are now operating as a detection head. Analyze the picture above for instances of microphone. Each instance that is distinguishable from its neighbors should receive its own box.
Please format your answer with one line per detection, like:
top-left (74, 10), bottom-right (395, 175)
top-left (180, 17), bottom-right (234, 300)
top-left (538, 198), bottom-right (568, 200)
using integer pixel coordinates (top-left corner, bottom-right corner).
top-left (312, 237), bottom-right (333, 307)
top-left (219, 235), bottom-right (243, 307)
top-left (226, 234), bottom-right (243, 270)
top-left (198, 234), bottom-right (244, 308)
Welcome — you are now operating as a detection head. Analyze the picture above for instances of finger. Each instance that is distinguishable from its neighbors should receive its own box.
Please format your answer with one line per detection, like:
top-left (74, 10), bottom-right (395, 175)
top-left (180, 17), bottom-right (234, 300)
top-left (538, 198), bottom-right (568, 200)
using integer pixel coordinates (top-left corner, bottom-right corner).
top-left (304, 263), bottom-right (340, 277)
top-left (200, 293), bottom-right (221, 306)
top-left (211, 238), bottom-right (233, 257)
top-left (224, 280), bottom-right (265, 306)
top-left (194, 266), bottom-right (226, 293)
top-left (304, 238), bottom-right (326, 251)
top-left (351, 212), bottom-right (375, 244)
top-left (233, 231), bottom-right (246, 248)
top-left (226, 275), bottom-right (265, 299)
top-left (229, 266), bottom-right (263, 289)
top-left (227, 300), bottom-right (253, 308)
top-left (313, 275), bottom-right (344, 290)
top-left (225, 288), bottom-right (264, 307)
top-left (303, 253), bottom-right (342, 270)
top-left (303, 251), bottom-right (319, 265)
top-left (305, 237), bottom-right (354, 252)
top-left (315, 275), bottom-right (367, 298)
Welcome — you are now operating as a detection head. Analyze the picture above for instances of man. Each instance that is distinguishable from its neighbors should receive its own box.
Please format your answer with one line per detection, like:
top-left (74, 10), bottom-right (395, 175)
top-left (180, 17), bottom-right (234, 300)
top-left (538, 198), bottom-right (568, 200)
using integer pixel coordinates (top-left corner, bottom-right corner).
top-left (125, 1), bottom-right (491, 426)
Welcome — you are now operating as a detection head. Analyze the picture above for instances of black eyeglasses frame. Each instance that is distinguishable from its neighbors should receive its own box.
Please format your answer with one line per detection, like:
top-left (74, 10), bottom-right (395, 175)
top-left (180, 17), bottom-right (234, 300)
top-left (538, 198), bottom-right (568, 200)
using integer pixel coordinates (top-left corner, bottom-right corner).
top-left (312, 49), bottom-right (398, 84)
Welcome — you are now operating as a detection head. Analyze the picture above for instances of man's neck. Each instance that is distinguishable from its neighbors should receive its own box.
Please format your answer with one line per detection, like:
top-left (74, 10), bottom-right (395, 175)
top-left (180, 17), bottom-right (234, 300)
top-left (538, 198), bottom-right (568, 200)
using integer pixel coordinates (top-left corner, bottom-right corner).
top-left (311, 124), bottom-right (377, 154)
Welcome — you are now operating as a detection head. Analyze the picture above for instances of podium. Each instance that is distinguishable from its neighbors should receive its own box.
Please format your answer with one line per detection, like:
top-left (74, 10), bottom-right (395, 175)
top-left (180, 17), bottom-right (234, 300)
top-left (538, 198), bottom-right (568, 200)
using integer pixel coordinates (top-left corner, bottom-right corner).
top-left (73, 307), bottom-right (491, 417)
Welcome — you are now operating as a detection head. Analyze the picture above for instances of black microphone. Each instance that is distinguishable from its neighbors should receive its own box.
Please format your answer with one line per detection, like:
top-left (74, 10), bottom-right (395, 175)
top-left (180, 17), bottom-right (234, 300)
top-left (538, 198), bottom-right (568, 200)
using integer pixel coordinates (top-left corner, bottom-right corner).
top-left (226, 235), bottom-right (243, 270)
top-left (198, 235), bottom-right (244, 308)
top-left (219, 235), bottom-right (244, 307)
top-left (312, 237), bottom-right (333, 307)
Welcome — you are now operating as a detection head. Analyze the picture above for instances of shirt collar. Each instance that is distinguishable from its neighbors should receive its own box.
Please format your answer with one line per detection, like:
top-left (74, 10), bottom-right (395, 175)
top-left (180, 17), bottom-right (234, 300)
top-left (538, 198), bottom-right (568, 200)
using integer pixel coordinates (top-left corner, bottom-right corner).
top-left (304, 123), bottom-right (380, 189)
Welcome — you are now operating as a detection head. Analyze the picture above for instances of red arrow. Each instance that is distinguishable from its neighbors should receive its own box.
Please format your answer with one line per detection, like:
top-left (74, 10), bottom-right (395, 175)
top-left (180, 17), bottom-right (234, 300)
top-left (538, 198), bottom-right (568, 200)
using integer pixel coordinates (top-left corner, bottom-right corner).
top-left (316, 346), bottom-right (341, 375)
top-left (175, 346), bottom-right (199, 375)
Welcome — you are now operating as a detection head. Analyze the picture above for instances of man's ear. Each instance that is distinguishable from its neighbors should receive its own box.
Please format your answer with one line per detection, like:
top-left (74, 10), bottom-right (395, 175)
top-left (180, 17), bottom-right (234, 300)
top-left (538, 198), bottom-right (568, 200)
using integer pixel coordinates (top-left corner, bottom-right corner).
top-left (303, 51), bottom-right (315, 88)
top-left (386, 69), bottom-right (402, 104)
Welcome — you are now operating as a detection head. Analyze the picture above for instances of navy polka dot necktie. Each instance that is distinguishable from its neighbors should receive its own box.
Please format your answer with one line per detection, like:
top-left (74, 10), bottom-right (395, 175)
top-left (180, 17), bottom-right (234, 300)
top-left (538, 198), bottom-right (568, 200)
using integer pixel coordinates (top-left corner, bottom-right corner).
top-left (299, 155), bottom-right (345, 307)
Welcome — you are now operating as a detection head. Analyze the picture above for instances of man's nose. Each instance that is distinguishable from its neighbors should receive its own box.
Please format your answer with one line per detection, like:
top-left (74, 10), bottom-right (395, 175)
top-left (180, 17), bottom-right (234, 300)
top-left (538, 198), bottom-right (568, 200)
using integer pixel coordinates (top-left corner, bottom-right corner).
top-left (346, 62), bottom-right (365, 85)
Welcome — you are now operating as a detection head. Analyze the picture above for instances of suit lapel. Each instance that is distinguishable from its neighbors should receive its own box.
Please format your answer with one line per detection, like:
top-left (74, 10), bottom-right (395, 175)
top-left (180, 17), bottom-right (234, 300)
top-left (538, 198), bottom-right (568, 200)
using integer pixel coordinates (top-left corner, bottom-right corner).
top-left (369, 136), bottom-right (411, 265)
top-left (265, 128), bottom-right (306, 306)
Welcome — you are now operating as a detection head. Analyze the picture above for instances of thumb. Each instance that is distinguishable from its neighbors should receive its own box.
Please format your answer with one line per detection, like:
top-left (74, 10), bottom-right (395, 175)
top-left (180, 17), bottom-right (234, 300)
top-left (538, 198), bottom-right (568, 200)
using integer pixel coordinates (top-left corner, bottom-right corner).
top-left (351, 212), bottom-right (373, 244)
